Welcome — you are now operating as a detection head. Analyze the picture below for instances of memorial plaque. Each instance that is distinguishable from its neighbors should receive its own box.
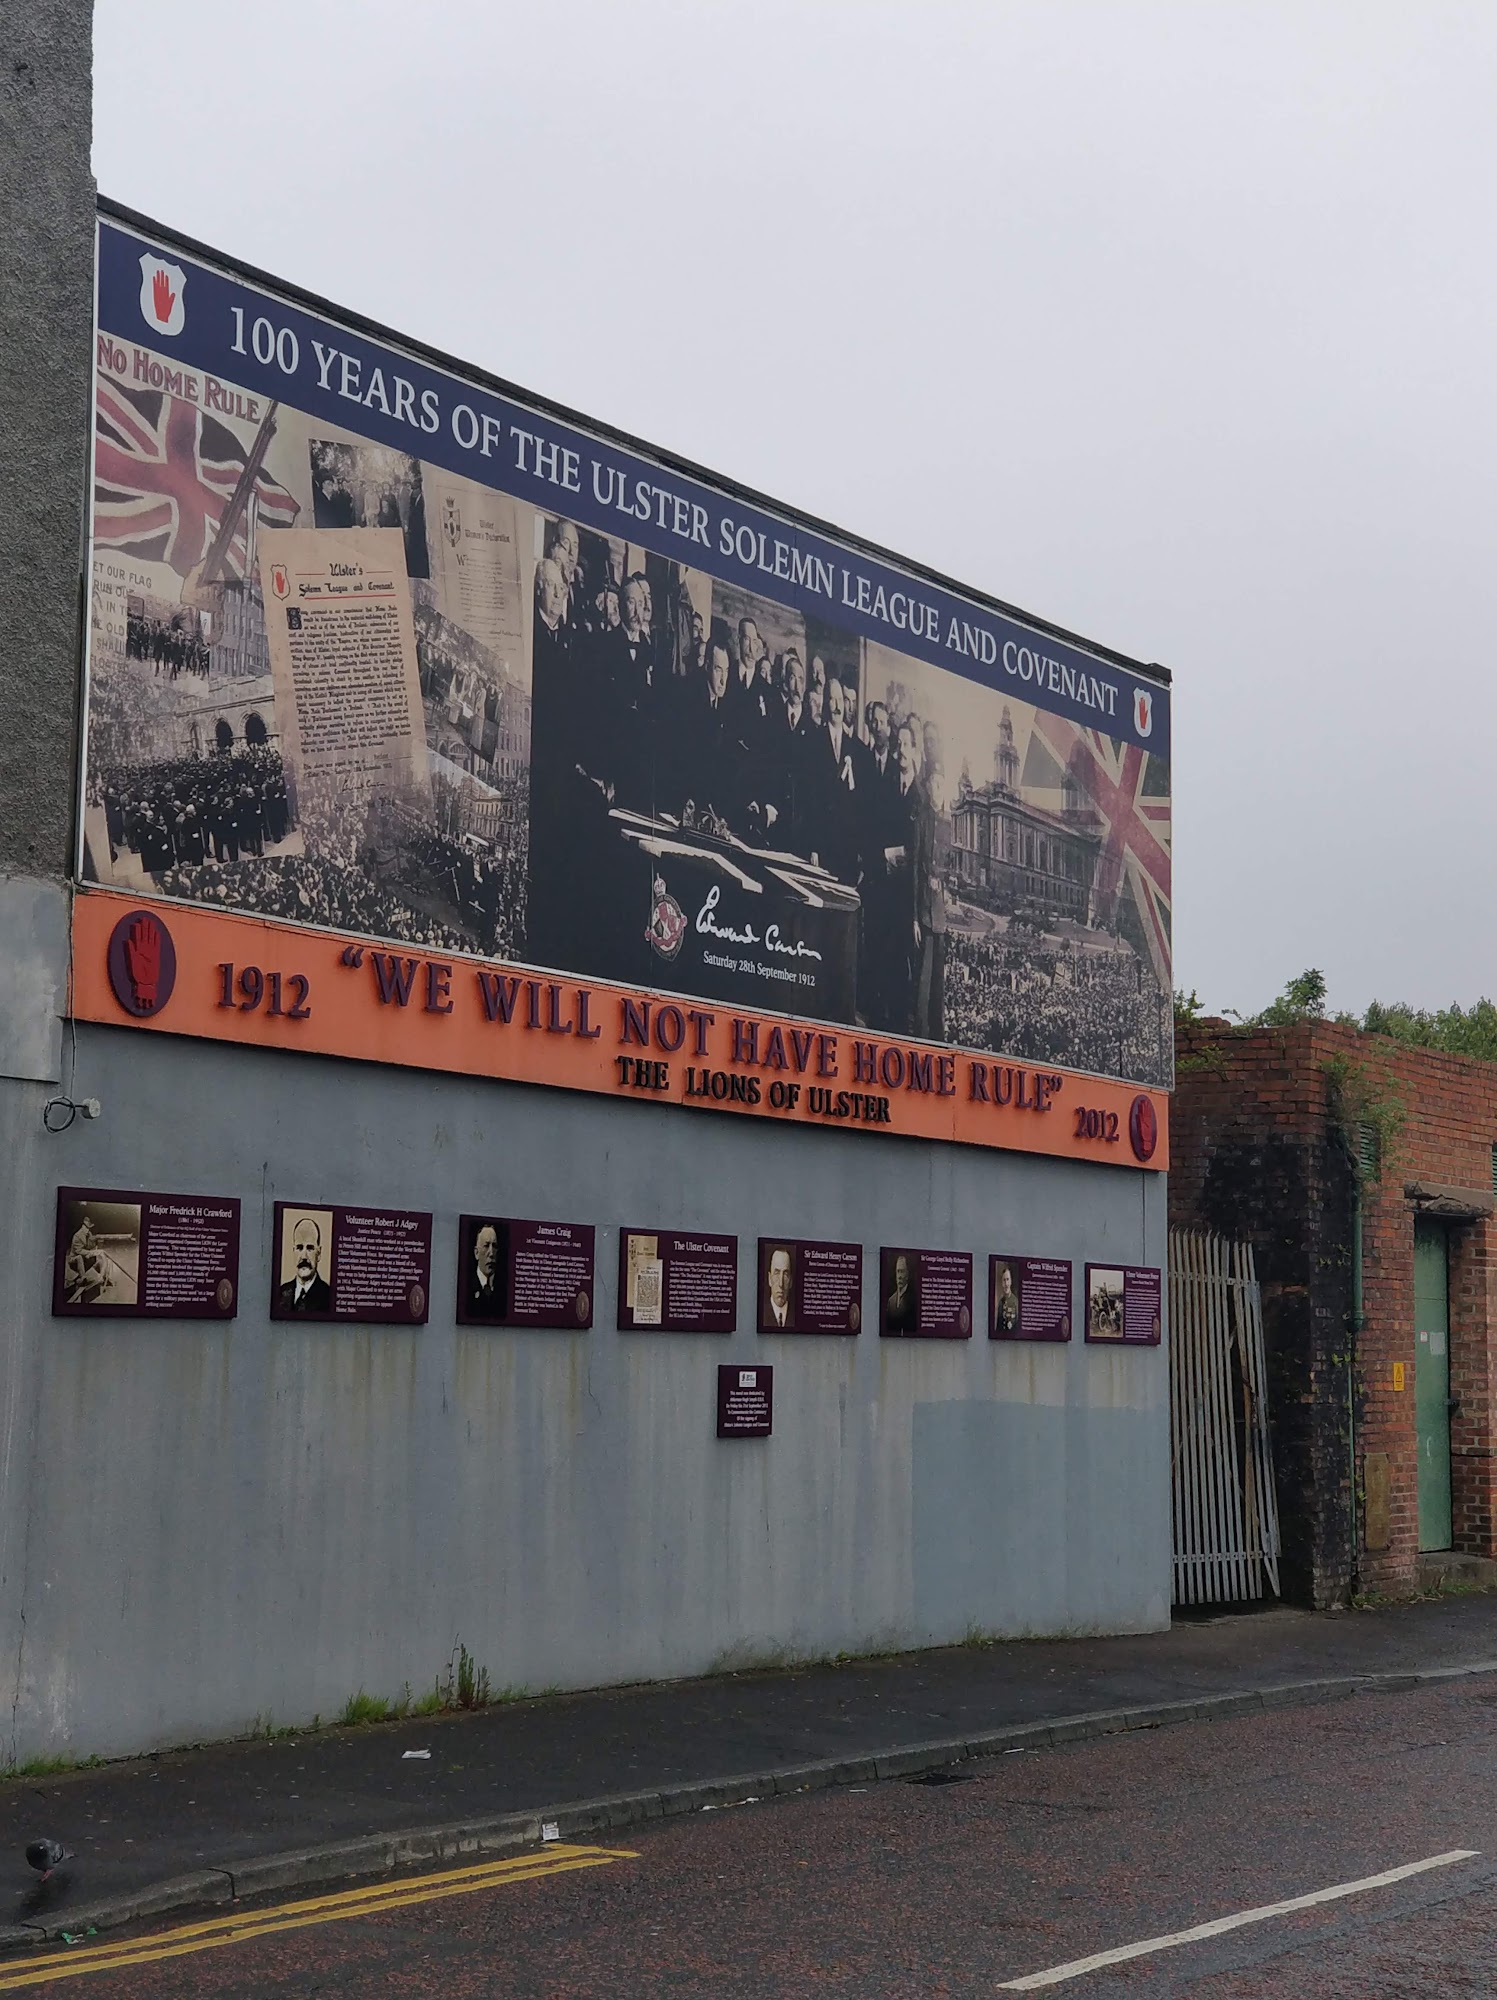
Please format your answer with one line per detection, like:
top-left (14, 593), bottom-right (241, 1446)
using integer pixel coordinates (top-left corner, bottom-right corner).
top-left (717, 1364), bottom-right (773, 1438)
top-left (53, 1186), bottom-right (240, 1318)
top-left (270, 1201), bottom-right (431, 1324)
top-left (989, 1255), bottom-right (1073, 1342)
top-left (618, 1228), bottom-right (737, 1332)
top-left (1085, 1263), bottom-right (1163, 1345)
top-left (456, 1216), bottom-right (594, 1328)
top-left (757, 1238), bottom-right (862, 1335)
top-left (879, 1247), bottom-right (973, 1339)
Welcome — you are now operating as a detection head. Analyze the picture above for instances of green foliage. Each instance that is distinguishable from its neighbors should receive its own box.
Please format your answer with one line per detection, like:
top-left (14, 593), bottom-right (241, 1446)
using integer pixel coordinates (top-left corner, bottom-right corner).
top-left (1362, 997), bottom-right (1497, 1060)
top-left (1243, 967), bottom-right (1328, 1026)
top-left (1230, 972), bottom-right (1497, 1060)
top-left (435, 1641), bottom-right (492, 1712)
top-left (340, 1688), bottom-right (394, 1727)
top-left (336, 1646), bottom-right (497, 1731)
top-left (1173, 987), bottom-right (1206, 1026)
top-left (1218, 971), bottom-right (1497, 1071)
top-left (339, 1645), bottom-right (497, 1728)
top-left (0, 1751), bottom-right (104, 1780)
top-left (1323, 1052), bottom-right (1405, 1183)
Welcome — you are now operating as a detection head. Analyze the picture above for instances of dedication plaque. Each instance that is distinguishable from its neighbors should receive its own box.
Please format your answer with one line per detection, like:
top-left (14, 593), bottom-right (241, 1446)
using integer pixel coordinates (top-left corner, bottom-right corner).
top-left (618, 1228), bottom-right (737, 1332)
top-left (53, 1186), bottom-right (240, 1318)
top-left (989, 1255), bottom-right (1073, 1342)
top-left (456, 1216), bottom-right (594, 1328)
top-left (1085, 1263), bottom-right (1163, 1345)
top-left (757, 1238), bottom-right (862, 1335)
top-left (717, 1364), bottom-right (773, 1438)
top-left (879, 1247), bottom-right (973, 1339)
top-left (270, 1201), bottom-right (432, 1324)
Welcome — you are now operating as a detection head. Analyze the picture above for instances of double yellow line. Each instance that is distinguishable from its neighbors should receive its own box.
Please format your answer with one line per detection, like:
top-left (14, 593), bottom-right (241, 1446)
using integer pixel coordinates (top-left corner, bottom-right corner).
top-left (0, 1844), bottom-right (636, 1990)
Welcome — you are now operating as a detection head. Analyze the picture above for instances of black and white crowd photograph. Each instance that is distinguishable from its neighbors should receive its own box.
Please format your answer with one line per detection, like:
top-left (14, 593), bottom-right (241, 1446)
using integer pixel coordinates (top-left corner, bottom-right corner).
top-left (522, 513), bottom-right (1171, 1085)
top-left (85, 373), bottom-right (1170, 1088)
top-left (84, 387), bottom-right (536, 964)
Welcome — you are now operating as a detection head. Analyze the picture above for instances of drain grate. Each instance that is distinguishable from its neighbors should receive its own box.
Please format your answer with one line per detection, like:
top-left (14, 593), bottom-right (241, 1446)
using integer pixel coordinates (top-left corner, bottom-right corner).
top-left (906, 1768), bottom-right (973, 1786)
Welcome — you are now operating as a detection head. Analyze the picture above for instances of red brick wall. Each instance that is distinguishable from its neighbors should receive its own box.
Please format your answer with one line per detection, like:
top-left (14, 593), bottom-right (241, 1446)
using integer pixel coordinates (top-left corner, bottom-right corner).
top-left (1172, 1018), bottom-right (1497, 1603)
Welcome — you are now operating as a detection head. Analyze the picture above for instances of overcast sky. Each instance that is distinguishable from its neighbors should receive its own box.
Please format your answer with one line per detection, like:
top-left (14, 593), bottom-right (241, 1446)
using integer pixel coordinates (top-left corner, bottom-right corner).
top-left (92, 1), bottom-right (1496, 1018)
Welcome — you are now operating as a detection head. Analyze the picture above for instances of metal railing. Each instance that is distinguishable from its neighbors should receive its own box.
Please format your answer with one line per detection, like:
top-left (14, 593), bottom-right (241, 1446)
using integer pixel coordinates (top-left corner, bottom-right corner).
top-left (1169, 1230), bottom-right (1281, 1605)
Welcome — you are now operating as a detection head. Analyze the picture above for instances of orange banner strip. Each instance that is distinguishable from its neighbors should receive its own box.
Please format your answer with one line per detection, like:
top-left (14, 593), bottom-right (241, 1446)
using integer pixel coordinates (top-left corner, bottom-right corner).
top-left (69, 889), bottom-right (1168, 1169)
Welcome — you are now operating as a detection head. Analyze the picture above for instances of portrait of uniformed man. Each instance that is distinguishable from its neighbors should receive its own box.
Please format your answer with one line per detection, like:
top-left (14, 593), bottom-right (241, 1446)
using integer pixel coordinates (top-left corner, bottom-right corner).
top-left (464, 1218), bottom-right (508, 1321)
top-left (277, 1209), bottom-right (333, 1314)
top-left (762, 1243), bottom-right (796, 1332)
top-left (884, 1250), bottom-right (920, 1334)
top-left (993, 1260), bottom-right (1021, 1336)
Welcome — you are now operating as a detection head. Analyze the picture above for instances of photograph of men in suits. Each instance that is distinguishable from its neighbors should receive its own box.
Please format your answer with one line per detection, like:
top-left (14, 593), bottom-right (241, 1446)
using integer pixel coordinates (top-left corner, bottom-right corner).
top-left (762, 1243), bottom-right (796, 1332)
top-left (883, 1250), bottom-right (921, 1334)
top-left (864, 717), bottom-right (931, 1033)
top-left (816, 676), bottom-right (861, 887)
top-left (464, 1218), bottom-right (507, 1322)
top-left (278, 1210), bottom-right (333, 1313)
top-left (680, 639), bottom-right (734, 822)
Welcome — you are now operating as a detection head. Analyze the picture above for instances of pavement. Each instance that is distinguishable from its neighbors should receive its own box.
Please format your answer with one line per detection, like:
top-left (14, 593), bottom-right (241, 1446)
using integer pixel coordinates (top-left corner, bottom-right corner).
top-left (5, 1591), bottom-right (1497, 1953)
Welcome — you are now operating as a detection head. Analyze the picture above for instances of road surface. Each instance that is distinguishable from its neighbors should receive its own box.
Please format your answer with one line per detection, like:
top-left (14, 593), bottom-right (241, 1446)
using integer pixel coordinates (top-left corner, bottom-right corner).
top-left (8, 1674), bottom-right (1497, 1996)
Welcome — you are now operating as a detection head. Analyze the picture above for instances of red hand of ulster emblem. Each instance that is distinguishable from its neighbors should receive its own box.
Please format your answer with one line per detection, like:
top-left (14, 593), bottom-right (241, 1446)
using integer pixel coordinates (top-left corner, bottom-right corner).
top-left (152, 267), bottom-right (176, 324)
top-left (125, 913), bottom-right (162, 1009)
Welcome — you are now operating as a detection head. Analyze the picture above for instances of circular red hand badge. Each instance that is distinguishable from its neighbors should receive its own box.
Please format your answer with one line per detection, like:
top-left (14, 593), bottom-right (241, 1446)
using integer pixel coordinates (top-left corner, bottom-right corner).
top-left (1129, 1093), bottom-right (1159, 1163)
top-left (107, 909), bottom-right (177, 1018)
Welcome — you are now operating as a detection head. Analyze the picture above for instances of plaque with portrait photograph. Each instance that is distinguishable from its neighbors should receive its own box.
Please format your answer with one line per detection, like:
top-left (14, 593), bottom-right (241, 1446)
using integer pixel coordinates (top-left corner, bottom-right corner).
top-left (879, 1247), bottom-right (973, 1339)
top-left (757, 1237), bottom-right (862, 1334)
top-left (270, 1201), bottom-right (431, 1324)
top-left (53, 1186), bottom-right (240, 1319)
top-left (989, 1255), bottom-right (1073, 1342)
top-left (456, 1216), bottom-right (594, 1328)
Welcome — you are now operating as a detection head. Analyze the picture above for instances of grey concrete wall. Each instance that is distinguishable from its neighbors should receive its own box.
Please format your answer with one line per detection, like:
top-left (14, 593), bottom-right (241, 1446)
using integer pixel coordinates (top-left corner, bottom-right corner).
top-left (1, 1018), bottom-right (1168, 1763)
top-left (0, 876), bottom-right (68, 1083)
top-left (0, 1), bottom-right (92, 1757)
top-left (0, 0), bottom-right (93, 879)
top-left (0, 3), bottom-right (1171, 1768)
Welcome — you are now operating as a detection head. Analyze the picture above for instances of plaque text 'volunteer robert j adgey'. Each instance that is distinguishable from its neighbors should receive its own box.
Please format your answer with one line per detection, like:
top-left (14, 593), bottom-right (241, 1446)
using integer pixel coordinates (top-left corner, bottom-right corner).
top-left (271, 1200), bottom-right (432, 1324)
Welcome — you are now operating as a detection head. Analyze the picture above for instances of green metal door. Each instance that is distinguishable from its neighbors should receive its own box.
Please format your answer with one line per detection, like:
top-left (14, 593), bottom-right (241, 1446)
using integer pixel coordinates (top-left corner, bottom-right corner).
top-left (1414, 1219), bottom-right (1452, 1551)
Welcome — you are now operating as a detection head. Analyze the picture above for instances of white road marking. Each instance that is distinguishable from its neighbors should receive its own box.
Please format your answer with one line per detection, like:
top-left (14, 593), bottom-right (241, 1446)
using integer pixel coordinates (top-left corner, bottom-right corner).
top-left (998, 1848), bottom-right (1480, 1990)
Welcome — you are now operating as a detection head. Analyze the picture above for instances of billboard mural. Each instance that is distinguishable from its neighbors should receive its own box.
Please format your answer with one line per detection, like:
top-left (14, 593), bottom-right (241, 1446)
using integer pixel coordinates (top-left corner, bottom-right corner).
top-left (81, 208), bottom-right (1173, 1091)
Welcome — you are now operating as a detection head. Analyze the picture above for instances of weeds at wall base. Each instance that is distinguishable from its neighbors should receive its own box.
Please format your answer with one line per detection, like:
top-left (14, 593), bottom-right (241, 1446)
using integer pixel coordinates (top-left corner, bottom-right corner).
top-left (0, 1751), bottom-right (105, 1780)
top-left (1351, 1580), bottom-right (1497, 1611)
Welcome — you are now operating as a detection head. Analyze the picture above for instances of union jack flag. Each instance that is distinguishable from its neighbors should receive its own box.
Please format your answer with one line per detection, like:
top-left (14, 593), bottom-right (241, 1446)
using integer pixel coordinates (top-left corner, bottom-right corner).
top-left (1032, 713), bottom-right (1172, 989)
top-left (93, 376), bottom-right (300, 580)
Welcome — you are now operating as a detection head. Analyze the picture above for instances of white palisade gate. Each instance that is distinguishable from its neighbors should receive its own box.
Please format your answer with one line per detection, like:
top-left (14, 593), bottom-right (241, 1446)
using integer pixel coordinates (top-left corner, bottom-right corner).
top-left (1169, 1231), bottom-right (1281, 1605)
